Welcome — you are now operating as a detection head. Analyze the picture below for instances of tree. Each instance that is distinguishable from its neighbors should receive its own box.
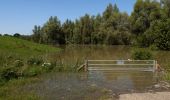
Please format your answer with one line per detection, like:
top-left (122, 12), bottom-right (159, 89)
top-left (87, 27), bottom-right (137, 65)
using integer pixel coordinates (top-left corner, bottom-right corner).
top-left (62, 19), bottom-right (75, 44)
top-left (13, 33), bottom-right (21, 38)
top-left (29, 0), bottom-right (169, 50)
top-left (80, 14), bottom-right (94, 44)
top-left (145, 19), bottom-right (170, 50)
top-left (130, 0), bottom-right (162, 47)
top-left (42, 16), bottom-right (65, 44)
top-left (91, 14), bottom-right (102, 44)
top-left (100, 4), bottom-right (131, 45)
top-left (32, 25), bottom-right (42, 43)
top-left (161, 0), bottom-right (170, 18)
top-left (3, 34), bottom-right (11, 36)
top-left (72, 14), bottom-right (94, 44)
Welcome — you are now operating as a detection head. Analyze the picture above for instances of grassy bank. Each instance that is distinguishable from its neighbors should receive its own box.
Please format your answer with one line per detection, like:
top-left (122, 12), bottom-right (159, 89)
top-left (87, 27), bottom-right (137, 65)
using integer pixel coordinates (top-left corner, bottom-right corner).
top-left (0, 36), bottom-right (65, 99)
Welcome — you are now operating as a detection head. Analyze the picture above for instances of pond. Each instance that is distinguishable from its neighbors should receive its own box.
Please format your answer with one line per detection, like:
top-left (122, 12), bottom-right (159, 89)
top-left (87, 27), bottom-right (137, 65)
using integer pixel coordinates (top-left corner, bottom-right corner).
top-left (24, 45), bottom-right (170, 100)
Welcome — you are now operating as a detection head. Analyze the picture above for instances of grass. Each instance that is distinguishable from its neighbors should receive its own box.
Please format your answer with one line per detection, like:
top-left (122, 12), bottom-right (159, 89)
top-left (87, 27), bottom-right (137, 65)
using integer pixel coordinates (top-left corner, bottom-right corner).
top-left (163, 73), bottom-right (170, 82)
top-left (162, 64), bottom-right (170, 82)
top-left (0, 36), bottom-right (62, 99)
top-left (0, 36), bottom-right (59, 57)
top-left (0, 77), bottom-right (41, 100)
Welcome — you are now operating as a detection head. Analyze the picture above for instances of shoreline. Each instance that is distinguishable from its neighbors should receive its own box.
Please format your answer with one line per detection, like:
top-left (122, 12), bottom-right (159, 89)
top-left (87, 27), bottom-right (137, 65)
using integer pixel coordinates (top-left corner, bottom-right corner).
top-left (119, 92), bottom-right (170, 100)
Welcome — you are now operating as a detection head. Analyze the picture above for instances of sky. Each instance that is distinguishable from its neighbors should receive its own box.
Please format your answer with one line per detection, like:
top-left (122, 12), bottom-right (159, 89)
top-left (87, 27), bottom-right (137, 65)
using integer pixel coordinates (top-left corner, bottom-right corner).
top-left (0, 0), bottom-right (136, 35)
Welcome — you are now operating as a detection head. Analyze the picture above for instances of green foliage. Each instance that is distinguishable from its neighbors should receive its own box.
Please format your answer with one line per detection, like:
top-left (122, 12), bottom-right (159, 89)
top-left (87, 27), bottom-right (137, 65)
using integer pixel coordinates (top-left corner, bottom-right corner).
top-left (130, 0), bottom-right (161, 36)
top-left (31, 4), bottom-right (131, 45)
top-left (154, 19), bottom-right (170, 50)
top-left (141, 19), bottom-right (170, 50)
top-left (0, 66), bottom-right (20, 81)
top-left (0, 36), bottom-right (62, 84)
top-left (41, 62), bottom-right (56, 72)
top-left (130, 0), bottom-right (170, 50)
top-left (163, 72), bottom-right (170, 82)
top-left (132, 49), bottom-right (153, 60)
top-left (13, 33), bottom-right (21, 38)
top-left (14, 60), bottom-right (24, 67)
top-left (62, 19), bottom-right (75, 44)
top-left (23, 66), bottom-right (42, 77)
top-left (32, 25), bottom-right (42, 43)
top-left (0, 36), bottom-right (60, 57)
top-left (32, 16), bottom-right (65, 44)
top-left (30, 0), bottom-right (170, 48)
top-left (0, 78), bottom-right (41, 100)
top-left (27, 57), bottom-right (43, 66)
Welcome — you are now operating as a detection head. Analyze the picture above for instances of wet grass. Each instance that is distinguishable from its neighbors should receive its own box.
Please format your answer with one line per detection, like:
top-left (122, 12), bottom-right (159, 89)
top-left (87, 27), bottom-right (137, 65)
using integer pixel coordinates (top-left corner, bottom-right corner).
top-left (0, 77), bottom-right (41, 100)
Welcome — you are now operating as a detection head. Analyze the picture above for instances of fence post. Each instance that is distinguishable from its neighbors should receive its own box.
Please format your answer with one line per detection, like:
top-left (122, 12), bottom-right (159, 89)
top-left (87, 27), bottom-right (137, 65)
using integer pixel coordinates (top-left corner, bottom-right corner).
top-left (155, 60), bottom-right (157, 72)
top-left (153, 60), bottom-right (157, 72)
top-left (85, 60), bottom-right (88, 72)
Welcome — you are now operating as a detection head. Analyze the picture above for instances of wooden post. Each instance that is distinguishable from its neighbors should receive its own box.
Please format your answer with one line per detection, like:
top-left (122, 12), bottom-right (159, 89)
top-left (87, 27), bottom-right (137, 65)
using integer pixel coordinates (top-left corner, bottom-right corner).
top-left (155, 60), bottom-right (158, 71)
top-left (153, 60), bottom-right (157, 72)
top-left (85, 60), bottom-right (88, 72)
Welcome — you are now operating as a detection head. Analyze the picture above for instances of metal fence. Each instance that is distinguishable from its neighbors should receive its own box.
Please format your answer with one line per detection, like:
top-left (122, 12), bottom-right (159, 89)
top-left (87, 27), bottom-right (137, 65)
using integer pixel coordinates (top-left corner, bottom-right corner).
top-left (85, 60), bottom-right (157, 72)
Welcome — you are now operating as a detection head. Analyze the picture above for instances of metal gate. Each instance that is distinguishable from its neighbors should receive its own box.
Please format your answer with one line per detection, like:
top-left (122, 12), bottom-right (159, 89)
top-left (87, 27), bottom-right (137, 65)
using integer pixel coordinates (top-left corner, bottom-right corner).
top-left (84, 60), bottom-right (157, 72)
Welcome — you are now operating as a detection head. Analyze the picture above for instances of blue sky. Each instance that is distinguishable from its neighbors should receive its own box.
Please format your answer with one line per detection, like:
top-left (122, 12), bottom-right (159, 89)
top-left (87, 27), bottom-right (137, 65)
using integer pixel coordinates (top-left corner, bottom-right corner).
top-left (0, 0), bottom-right (136, 35)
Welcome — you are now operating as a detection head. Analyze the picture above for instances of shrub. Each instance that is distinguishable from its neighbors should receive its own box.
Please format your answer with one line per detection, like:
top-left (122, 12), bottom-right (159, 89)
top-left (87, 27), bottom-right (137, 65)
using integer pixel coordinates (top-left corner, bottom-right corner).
top-left (163, 72), bottom-right (170, 82)
top-left (0, 67), bottom-right (20, 81)
top-left (13, 60), bottom-right (24, 67)
top-left (23, 66), bottom-right (42, 77)
top-left (42, 62), bottom-right (56, 72)
top-left (27, 57), bottom-right (43, 65)
top-left (132, 49), bottom-right (153, 60)
top-left (0, 78), bottom-right (6, 85)
top-left (149, 44), bottom-right (159, 50)
top-left (13, 33), bottom-right (21, 38)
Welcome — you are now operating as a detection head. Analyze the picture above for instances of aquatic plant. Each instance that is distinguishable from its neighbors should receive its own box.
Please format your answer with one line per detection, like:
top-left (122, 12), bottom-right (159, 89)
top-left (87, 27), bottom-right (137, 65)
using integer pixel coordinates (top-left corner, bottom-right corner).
top-left (132, 49), bottom-right (153, 60)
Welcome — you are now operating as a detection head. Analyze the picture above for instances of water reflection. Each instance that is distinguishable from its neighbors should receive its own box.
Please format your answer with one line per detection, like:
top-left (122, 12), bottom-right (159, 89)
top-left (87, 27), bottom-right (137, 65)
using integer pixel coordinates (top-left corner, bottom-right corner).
top-left (88, 70), bottom-right (157, 92)
top-left (25, 70), bottom-right (159, 100)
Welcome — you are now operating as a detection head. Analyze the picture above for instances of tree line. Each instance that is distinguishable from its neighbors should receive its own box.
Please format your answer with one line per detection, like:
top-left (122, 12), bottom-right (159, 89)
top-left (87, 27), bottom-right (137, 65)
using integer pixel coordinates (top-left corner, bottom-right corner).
top-left (30, 0), bottom-right (170, 50)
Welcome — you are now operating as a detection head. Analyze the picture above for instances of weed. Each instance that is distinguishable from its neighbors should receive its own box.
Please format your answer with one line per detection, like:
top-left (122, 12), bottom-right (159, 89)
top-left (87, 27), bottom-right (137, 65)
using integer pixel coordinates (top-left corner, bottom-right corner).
top-left (132, 49), bottom-right (153, 60)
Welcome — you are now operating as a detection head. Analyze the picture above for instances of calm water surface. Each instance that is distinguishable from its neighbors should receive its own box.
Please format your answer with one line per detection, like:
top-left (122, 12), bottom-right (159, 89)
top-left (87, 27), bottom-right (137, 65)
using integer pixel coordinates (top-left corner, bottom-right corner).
top-left (25, 45), bottom-right (170, 100)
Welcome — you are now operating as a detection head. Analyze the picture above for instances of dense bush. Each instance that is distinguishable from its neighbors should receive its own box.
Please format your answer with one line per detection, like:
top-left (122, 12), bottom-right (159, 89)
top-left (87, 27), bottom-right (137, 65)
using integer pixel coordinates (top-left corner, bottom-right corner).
top-left (154, 19), bottom-right (170, 50)
top-left (132, 49), bottom-right (153, 60)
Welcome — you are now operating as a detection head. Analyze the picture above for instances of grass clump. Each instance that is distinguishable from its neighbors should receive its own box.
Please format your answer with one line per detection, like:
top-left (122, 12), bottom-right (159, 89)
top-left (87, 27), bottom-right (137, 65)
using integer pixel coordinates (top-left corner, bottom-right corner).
top-left (163, 73), bottom-right (170, 82)
top-left (0, 66), bottom-right (22, 81)
top-left (27, 57), bottom-right (44, 66)
top-left (132, 49), bottom-right (153, 60)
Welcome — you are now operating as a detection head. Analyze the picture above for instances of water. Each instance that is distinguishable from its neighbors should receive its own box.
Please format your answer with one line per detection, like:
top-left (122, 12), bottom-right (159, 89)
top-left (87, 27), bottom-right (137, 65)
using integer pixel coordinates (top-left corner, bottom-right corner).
top-left (24, 45), bottom-right (170, 99)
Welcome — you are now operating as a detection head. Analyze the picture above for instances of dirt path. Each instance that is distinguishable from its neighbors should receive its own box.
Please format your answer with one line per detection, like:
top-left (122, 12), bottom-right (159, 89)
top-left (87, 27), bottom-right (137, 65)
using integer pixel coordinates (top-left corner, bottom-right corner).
top-left (119, 92), bottom-right (170, 100)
